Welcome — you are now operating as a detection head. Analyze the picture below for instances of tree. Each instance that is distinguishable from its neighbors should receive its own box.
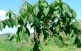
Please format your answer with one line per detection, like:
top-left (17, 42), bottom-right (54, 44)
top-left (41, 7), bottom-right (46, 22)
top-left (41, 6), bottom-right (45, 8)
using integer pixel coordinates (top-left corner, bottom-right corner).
top-left (0, 0), bottom-right (81, 51)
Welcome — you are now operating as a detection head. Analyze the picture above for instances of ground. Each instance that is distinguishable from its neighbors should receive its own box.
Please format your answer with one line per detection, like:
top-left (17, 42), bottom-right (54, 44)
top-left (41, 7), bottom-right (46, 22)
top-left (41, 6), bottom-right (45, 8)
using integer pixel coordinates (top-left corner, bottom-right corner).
top-left (0, 34), bottom-right (81, 51)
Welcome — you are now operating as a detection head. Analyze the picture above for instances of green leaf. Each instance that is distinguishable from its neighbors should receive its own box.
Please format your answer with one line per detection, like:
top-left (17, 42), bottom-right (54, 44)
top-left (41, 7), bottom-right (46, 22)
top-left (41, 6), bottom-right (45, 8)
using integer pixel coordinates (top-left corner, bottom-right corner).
top-left (19, 9), bottom-right (27, 18)
top-left (53, 10), bottom-right (59, 16)
top-left (54, 2), bottom-right (63, 7)
top-left (13, 18), bottom-right (18, 26)
top-left (66, 18), bottom-right (69, 22)
top-left (28, 4), bottom-right (33, 13)
top-left (0, 22), bottom-right (3, 31)
top-left (43, 7), bottom-right (49, 16)
top-left (29, 15), bottom-right (34, 23)
top-left (39, 0), bottom-right (46, 2)
top-left (72, 9), bottom-right (77, 18)
top-left (9, 12), bottom-right (11, 19)
top-left (60, 21), bottom-right (63, 27)
top-left (19, 31), bottom-right (26, 41)
top-left (55, 0), bottom-right (61, 3)
top-left (54, 36), bottom-right (63, 47)
top-left (2, 21), bottom-right (6, 28)
top-left (8, 34), bottom-right (15, 41)
top-left (15, 32), bottom-right (20, 43)
top-left (19, 9), bottom-right (24, 16)
top-left (26, 27), bottom-right (30, 36)
top-left (22, 4), bottom-right (27, 11)
top-left (6, 10), bottom-right (13, 19)
top-left (19, 31), bottom-right (23, 37)
top-left (70, 30), bottom-right (74, 38)
top-left (62, 4), bottom-right (70, 14)
top-left (6, 19), bottom-right (12, 28)
top-left (78, 36), bottom-right (81, 42)
top-left (10, 20), bottom-right (14, 28)
top-left (72, 20), bottom-right (80, 29)
top-left (41, 2), bottom-right (47, 7)
top-left (70, 36), bottom-right (76, 45)
top-left (23, 26), bottom-right (26, 32)
top-left (18, 17), bottom-right (24, 25)
top-left (5, 18), bottom-right (14, 28)
top-left (43, 28), bottom-right (49, 41)
top-left (23, 33), bottom-right (29, 41)
top-left (34, 17), bottom-right (40, 25)
top-left (16, 34), bottom-right (20, 42)
top-left (6, 11), bottom-right (9, 17)
top-left (33, 6), bottom-right (39, 16)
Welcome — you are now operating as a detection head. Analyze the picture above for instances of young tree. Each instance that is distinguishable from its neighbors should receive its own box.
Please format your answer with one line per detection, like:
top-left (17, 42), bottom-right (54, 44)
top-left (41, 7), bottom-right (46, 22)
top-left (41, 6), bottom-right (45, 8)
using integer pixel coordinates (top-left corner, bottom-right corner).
top-left (0, 0), bottom-right (81, 51)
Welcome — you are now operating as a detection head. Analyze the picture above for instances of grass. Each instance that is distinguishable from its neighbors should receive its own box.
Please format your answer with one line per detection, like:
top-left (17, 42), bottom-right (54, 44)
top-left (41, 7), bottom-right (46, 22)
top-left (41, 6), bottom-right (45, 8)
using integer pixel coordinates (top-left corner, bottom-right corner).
top-left (42, 45), bottom-right (80, 51)
top-left (0, 33), bottom-right (81, 51)
top-left (0, 40), bottom-right (80, 51)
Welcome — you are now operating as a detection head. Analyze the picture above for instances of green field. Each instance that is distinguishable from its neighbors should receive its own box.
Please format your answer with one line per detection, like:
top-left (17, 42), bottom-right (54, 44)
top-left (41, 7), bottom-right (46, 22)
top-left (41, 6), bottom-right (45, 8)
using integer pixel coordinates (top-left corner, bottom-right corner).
top-left (0, 33), bottom-right (81, 51)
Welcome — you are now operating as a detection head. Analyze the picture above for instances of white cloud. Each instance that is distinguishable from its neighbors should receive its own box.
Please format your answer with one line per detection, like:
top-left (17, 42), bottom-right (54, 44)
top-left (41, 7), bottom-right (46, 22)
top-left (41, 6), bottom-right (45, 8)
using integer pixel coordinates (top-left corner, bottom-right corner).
top-left (0, 10), bottom-right (6, 16)
top-left (0, 10), bottom-right (7, 21)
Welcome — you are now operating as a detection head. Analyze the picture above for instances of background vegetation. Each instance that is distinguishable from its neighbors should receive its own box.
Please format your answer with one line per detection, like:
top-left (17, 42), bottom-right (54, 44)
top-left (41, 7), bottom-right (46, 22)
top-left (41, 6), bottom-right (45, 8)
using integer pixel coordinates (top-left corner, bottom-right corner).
top-left (0, 32), bottom-right (81, 51)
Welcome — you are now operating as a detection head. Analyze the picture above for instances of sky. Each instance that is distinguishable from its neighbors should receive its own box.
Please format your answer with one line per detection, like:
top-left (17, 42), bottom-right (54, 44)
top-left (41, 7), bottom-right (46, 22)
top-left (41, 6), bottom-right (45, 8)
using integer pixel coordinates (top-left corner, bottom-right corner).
top-left (0, 0), bottom-right (81, 34)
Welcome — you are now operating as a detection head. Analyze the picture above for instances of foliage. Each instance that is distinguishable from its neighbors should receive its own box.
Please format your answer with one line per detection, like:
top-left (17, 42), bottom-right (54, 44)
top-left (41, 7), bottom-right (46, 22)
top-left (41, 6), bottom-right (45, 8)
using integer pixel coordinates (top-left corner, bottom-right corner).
top-left (0, 0), bottom-right (81, 51)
